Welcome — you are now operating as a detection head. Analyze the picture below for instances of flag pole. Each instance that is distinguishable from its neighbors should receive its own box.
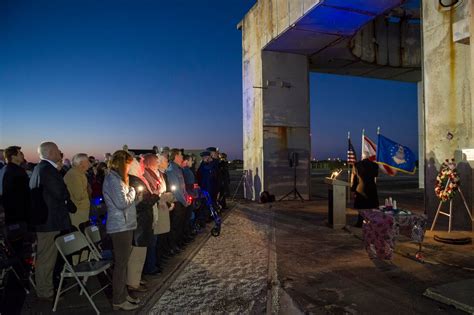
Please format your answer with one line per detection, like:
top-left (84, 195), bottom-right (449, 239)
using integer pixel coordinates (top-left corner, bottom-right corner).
top-left (361, 128), bottom-right (365, 160)
top-left (376, 126), bottom-right (380, 183)
top-left (347, 131), bottom-right (351, 182)
top-left (347, 131), bottom-right (351, 203)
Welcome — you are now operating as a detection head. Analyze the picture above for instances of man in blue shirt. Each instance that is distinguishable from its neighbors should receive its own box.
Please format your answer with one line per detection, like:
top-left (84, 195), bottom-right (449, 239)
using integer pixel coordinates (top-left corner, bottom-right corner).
top-left (166, 149), bottom-right (192, 248)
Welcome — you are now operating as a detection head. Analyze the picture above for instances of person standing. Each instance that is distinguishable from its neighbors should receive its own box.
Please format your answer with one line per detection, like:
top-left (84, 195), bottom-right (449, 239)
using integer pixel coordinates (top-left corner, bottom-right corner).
top-left (29, 142), bottom-right (74, 300)
top-left (103, 150), bottom-right (139, 311)
top-left (0, 149), bottom-right (5, 169)
top-left (64, 153), bottom-right (91, 229)
top-left (154, 153), bottom-right (175, 259)
top-left (127, 157), bottom-right (159, 289)
top-left (205, 147), bottom-right (220, 204)
top-left (181, 154), bottom-right (196, 195)
top-left (351, 155), bottom-right (379, 227)
top-left (197, 151), bottom-right (218, 199)
top-left (142, 153), bottom-right (175, 274)
top-left (0, 148), bottom-right (6, 198)
top-left (2, 146), bottom-right (30, 258)
top-left (166, 149), bottom-right (191, 249)
top-left (218, 152), bottom-right (230, 210)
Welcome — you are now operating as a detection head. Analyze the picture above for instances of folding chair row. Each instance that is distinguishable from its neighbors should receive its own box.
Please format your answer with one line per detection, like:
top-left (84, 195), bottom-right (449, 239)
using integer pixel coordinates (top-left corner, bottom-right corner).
top-left (53, 229), bottom-right (112, 314)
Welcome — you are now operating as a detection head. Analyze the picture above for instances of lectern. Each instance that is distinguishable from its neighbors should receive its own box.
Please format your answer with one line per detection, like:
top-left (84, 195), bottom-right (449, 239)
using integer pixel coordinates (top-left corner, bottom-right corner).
top-left (324, 177), bottom-right (350, 229)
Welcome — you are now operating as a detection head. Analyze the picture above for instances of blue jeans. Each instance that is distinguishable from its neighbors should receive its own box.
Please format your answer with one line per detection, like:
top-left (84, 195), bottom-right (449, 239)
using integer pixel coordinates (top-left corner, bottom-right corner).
top-left (143, 234), bottom-right (158, 273)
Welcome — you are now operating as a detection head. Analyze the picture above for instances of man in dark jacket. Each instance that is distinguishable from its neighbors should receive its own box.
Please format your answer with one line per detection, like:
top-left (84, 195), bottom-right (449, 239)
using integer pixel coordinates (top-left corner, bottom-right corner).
top-left (29, 141), bottom-right (73, 300)
top-left (218, 152), bottom-right (230, 210)
top-left (2, 146), bottom-right (30, 260)
top-left (197, 151), bottom-right (218, 200)
top-left (351, 156), bottom-right (379, 227)
top-left (205, 147), bottom-right (220, 203)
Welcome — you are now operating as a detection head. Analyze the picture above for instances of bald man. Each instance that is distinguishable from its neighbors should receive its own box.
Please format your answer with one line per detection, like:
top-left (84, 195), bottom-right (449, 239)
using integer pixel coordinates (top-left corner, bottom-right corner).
top-left (30, 141), bottom-right (74, 300)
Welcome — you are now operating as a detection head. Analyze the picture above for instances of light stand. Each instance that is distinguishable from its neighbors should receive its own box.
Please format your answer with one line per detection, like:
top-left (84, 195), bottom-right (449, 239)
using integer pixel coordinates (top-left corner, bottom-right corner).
top-left (279, 152), bottom-right (304, 202)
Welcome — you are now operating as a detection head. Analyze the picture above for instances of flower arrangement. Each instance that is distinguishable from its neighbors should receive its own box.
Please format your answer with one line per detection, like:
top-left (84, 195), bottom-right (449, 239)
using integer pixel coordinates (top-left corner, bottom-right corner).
top-left (435, 159), bottom-right (460, 202)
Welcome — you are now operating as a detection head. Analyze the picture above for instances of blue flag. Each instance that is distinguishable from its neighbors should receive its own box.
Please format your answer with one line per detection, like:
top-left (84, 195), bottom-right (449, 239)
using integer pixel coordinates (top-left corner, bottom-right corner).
top-left (376, 134), bottom-right (416, 174)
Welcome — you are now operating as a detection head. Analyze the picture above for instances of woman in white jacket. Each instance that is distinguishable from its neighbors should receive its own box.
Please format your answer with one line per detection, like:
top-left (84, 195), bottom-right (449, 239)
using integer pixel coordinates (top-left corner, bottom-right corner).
top-left (103, 150), bottom-right (139, 311)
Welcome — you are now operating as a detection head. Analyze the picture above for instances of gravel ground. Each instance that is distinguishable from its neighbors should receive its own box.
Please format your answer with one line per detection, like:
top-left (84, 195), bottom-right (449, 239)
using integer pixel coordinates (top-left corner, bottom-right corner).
top-left (149, 209), bottom-right (270, 314)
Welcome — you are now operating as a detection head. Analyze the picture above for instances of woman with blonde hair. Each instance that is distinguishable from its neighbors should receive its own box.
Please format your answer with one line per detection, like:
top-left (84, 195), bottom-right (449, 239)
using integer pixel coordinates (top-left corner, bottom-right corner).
top-left (103, 150), bottom-right (139, 311)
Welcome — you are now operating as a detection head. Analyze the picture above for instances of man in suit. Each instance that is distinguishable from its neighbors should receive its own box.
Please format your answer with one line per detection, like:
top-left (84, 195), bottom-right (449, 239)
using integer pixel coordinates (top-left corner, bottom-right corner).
top-left (30, 141), bottom-right (73, 300)
top-left (2, 146), bottom-right (30, 260)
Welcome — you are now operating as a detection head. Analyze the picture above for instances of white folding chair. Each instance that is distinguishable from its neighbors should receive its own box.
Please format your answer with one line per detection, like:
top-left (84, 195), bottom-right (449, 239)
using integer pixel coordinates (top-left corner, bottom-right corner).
top-left (53, 231), bottom-right (111, 314)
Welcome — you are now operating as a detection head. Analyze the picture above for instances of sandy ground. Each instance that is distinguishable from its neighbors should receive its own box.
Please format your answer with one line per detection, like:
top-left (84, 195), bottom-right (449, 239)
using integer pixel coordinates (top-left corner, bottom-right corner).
top-left (149, 208), bottom-right (270, 314)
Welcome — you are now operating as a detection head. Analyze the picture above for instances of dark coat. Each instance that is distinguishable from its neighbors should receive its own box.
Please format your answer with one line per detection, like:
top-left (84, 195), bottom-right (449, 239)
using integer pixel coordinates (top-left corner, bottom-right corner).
top-left (197, 161), bottom-right (218, 197)
top-left (351, 159), bottom-right (379, 209)
top-left (129, 175), bottom-right (159, 246)
top-left (2, 163), bottom-right (30, 224)
top-left (218, 160), bottom-right (230, 195)
top-left (30, 160), bottom-right (72, 232)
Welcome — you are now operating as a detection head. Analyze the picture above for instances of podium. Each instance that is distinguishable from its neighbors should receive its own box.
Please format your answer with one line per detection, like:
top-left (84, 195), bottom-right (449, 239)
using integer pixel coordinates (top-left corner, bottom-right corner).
top-left (324, 178), bottom-right (350, 229)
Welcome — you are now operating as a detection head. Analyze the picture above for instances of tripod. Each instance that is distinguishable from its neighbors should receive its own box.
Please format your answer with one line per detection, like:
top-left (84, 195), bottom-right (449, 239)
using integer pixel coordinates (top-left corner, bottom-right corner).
top-left (279, 159), bottom-right (304, 202)
top-left (231, 171), bottom-right (247, 201)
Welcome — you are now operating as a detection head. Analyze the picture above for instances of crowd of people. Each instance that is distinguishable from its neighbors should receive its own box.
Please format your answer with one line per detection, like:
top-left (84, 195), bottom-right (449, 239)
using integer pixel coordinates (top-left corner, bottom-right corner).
top-left (0, 142), bottom-right (230, 311)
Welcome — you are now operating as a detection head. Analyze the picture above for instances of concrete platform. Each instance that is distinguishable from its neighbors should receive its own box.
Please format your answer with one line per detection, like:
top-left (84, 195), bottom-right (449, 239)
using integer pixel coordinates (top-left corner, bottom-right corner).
top-left (424, 279), bottom-right (474, 314)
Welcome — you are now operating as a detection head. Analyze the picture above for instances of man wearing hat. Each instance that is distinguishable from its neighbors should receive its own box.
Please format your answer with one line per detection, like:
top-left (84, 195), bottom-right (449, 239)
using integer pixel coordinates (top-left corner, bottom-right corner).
top-left (204, 147), bottom-right (220, 204)
top-left (196, 151), bottom-right (216, 225)
top-left (197, 151), bottom-right (217, 196)
top-left (159, 146), bottom-right (170, 157)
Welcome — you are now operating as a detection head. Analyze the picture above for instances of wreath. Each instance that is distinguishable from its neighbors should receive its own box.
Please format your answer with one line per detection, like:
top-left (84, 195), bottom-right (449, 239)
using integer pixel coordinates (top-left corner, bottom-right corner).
top-left (435, 159), bottom-right (460, 202)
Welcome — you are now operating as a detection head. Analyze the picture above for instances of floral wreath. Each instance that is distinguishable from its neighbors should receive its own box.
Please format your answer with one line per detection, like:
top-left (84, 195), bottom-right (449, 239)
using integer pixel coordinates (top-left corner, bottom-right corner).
top-left (435, 159), bottom-right (460, 202)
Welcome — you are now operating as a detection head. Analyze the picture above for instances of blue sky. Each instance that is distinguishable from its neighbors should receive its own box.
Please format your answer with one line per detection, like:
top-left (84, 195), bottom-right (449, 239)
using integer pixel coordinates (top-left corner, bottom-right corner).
top-left (0, 0), bottom-right (418, 162)
top-left (310, 73), bottom-right (418, 161)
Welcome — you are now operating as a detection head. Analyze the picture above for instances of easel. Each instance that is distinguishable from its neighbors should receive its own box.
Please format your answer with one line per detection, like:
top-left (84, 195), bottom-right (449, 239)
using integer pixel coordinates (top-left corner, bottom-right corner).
top-left (430, 178), bottom-right (474, 232)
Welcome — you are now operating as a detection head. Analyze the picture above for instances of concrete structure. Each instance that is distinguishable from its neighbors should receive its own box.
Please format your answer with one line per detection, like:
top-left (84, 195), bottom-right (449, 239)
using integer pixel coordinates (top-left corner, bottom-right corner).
top-left (240, 0), bottom-right (474, 230)
top-left (423, 0), bottom-right (473, 230)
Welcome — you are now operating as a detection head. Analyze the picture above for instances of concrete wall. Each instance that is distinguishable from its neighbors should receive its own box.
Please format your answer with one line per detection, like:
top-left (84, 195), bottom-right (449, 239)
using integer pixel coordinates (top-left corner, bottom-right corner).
top-left (241, 0), bottom-right (318, 200)
top-left (422, 0), bottom-right (473, 230)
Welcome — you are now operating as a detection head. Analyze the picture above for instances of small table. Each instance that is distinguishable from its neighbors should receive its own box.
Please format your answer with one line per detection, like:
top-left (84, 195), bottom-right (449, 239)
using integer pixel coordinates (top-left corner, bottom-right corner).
top-left (361, 209), bottom-right (427, 260)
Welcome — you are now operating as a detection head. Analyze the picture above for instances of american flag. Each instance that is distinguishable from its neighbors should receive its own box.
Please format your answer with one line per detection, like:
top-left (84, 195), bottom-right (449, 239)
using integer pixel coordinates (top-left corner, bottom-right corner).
top-left (347, 138), bottom-right (356, 165)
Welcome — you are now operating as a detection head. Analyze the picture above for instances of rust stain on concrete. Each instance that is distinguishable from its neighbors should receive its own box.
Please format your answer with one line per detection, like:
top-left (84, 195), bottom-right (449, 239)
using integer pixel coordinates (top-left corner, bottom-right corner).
top-left (448, 8), bottom-right (459, 149)
top-left (277, 126), bottom-right (288, 149)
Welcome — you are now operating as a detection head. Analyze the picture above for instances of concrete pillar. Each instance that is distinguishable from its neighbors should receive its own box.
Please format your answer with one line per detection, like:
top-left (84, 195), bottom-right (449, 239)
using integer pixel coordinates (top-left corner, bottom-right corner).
top-left (417, 81), bottom-right (424, 189)
top-left (422, 0), bottom-right (473, 230)
top-left (261, 51), bottom-right (311, 200)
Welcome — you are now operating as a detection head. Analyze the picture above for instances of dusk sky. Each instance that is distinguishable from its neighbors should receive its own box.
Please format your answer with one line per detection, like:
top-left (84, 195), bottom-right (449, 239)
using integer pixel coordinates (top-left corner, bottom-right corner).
top-left (0, 0), bottom-right (418, 162)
